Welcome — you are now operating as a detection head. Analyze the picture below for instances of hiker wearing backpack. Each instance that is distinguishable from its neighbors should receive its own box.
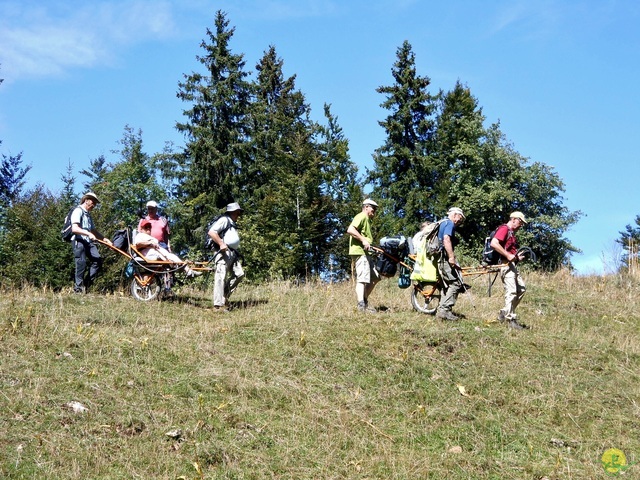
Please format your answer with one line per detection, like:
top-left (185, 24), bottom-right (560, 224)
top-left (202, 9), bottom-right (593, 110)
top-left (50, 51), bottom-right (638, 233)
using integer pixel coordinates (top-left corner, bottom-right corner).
top-left (207, 203), bottom-right (245, 312)
top-left (489, 211), bottom-right (528, 330)
top-left (347, 198), bottom-right (381, 313)
top-left (435, 207), bottom-right (466, 321)
top-left (70, 192), bottom-right (112, 293)
top-left (138, 200), bottom-right (171, 250)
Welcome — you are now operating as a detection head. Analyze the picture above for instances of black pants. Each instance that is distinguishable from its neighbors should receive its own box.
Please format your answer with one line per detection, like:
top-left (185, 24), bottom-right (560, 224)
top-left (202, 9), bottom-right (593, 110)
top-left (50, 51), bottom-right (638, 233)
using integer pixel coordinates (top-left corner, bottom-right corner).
top-left (73, 240), bottom-right (103, 292)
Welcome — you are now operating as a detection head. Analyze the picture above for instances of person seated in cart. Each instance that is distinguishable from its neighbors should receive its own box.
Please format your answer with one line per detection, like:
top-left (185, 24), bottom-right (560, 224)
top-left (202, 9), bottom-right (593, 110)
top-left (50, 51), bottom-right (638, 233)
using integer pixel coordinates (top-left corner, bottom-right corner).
top-left (134, 220), bottom-right (200, 277)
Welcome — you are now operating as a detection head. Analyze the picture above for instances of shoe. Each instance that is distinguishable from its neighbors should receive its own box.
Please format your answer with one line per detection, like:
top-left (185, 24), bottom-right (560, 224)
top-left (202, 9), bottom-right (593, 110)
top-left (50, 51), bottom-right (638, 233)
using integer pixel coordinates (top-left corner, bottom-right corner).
top-left (497, 310), bottom-right (507, 323)
top-left (214, 305), bottom-right (229, 313)
top-left (436, 309), bottom-right (459, 321)
top-left (357, 301), bottom-right (366, 312)
top-left (508, 320), bottom-right (529, 330)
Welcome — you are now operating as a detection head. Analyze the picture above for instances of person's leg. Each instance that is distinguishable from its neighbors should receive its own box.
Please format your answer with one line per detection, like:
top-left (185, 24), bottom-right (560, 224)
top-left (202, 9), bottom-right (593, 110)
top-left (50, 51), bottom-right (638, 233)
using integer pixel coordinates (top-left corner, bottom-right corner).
top-left (226, 259), bottom-right (244, 300)
top-left (73, 240), bottom-right (87, 292)
top-left (85, 243), bottom-right (103, 290)
top-left (510, 269), bottom-right (526, 317)
top-left (354, 255), bottom-right (372, 310)
top-left (213, 254), bottom-right (229, 308)
top-left (363, 256), bottom-right (380, 304)
top-left (501, 266), bottom-right (518, 320)
top-left (437, 259), bottom-right (460, 313)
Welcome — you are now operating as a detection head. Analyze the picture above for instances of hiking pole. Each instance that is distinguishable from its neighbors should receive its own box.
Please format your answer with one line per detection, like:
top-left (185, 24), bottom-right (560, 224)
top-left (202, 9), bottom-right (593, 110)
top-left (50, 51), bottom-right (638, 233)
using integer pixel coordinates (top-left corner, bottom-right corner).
top-left (454, 266), bottom-right (475, 309)
top-left (487, 271), bottom-right (499, 297)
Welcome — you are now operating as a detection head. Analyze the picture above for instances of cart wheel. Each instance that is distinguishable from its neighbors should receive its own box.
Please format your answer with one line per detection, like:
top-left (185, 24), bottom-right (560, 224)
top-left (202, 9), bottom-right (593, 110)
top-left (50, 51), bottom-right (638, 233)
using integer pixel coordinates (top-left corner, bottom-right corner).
top-left (411, 283), bottom-right (441, 314)
top-left (131, 275), bottom-right (161, 301)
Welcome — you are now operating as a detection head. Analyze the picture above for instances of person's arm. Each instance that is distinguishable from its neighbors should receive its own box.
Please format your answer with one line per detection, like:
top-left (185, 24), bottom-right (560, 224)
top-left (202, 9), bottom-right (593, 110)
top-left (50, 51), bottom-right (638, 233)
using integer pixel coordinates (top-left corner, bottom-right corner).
top-left (347, 225), bottom-right (371, 251)
top-left (208, 228), bottom-right (227, 251)
top-left (490, 235), bottom-right (516, 263)
top-left (442, 235), bottom-right (457, 266)
top-left (93, 230), bottom-right (112, 245)
top-left (71, 222), bottom-right (95, 240)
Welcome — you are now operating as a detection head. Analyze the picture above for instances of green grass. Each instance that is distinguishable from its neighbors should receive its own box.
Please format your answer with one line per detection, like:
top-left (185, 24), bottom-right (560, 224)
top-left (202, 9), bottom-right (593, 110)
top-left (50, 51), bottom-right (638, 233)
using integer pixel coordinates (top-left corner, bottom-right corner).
top-left (1, 271), bottom-right (639, 479)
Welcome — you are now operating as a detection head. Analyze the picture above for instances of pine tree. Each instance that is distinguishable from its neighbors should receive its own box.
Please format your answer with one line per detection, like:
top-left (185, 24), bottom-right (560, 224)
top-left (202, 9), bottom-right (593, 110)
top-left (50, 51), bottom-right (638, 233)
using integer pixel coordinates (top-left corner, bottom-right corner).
top-left (175, 10), bottom-right (251, 235)
top-left (241, 46), bottom-right (327, 279)
top-left (369, 40), bottom-right (438, 235)
top-left (317, 103), bottom-right (364, 279)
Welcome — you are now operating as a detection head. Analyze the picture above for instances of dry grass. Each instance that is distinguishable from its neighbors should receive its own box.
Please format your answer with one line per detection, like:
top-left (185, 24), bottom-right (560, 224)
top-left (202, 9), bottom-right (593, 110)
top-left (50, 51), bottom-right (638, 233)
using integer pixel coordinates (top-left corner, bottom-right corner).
top-left (1, 271), bottom-right (639, 479)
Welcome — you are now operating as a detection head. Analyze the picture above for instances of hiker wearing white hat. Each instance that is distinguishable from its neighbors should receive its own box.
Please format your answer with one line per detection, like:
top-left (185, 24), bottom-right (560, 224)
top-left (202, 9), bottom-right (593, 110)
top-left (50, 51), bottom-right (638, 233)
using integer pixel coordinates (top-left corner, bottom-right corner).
top-left (138, 200), bottom-right (171, 250)
top-left (70, 192), bottom-right (112, 293)
top-left (490, 212), bottom-right (529, 330)
top-left (207, 202), bottom-right (245, 311)
top-left (434, 207), bottom-right (467, 321)
top-left (347, 199), bottom-right (381, 312)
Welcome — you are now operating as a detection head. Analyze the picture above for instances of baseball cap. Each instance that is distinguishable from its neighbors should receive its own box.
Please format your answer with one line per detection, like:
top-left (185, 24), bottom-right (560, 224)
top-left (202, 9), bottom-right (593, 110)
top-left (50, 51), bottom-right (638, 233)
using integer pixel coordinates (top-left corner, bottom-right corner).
top-left (140, 219), bottom-right (152, 228)
top-left (362, 199), bottom-right (379, 208)
top-left (510, 211), bottom-right (527, 224)
top-left (146, 201), bottom-right (158, 208)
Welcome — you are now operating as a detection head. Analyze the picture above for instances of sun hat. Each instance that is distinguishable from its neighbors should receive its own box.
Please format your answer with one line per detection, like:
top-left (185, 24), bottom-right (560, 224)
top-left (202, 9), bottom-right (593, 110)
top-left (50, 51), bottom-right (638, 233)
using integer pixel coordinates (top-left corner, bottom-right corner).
top-left (226, 202), bottom-right (243, 213)
top-left (81, 192), bottom-right (100, 204)
top-left (146, 200), bottom-right (158, 208)
top-left (510, 211), bottom-right (528, 224)
top-left (448, 207), bottom-right (465, 219)
top-left (362, 198), bottom-right (379, 208)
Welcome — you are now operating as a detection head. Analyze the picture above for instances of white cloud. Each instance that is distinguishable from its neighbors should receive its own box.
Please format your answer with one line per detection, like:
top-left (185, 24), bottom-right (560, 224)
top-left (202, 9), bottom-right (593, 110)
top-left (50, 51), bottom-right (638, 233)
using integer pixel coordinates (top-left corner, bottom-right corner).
top-left (0, 1), bottom-right (176, 82)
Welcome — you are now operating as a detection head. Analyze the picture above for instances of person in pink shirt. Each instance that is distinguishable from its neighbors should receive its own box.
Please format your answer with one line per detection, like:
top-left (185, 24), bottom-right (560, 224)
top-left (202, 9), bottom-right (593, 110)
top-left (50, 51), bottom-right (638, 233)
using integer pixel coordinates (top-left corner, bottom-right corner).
top-left (134, 220), bottom-right (200, 277)
top-left (138, 200), bottom-right (171, 250)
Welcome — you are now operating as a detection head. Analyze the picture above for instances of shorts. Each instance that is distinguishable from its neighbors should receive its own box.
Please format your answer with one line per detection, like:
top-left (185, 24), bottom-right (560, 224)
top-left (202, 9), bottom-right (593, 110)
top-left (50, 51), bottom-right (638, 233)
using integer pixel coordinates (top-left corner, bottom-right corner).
top-left (355, 255), bottom-right (380, 284)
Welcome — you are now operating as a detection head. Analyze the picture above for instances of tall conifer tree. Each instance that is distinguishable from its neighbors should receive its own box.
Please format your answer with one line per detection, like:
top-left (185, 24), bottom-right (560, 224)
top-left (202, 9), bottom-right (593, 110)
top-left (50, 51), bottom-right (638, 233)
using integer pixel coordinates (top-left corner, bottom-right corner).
top-left (369, 40), bottom-right (438, 235)
top-left (174, 10), bottom-right (251, 241)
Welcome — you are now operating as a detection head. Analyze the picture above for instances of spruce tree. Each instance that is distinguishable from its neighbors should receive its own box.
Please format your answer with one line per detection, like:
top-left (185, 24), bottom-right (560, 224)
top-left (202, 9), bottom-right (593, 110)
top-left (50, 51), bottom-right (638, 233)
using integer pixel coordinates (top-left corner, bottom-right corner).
top-left (369, 40), bottom-right (438, 236)
top-left (174, 10), bottom-right (251, 244)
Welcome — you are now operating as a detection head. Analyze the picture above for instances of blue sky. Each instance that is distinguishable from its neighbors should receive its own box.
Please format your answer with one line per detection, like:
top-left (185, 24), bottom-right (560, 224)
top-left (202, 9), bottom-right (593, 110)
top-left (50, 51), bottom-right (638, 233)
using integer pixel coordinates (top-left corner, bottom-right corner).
top-left (1, 0), bottom-right (638, 275)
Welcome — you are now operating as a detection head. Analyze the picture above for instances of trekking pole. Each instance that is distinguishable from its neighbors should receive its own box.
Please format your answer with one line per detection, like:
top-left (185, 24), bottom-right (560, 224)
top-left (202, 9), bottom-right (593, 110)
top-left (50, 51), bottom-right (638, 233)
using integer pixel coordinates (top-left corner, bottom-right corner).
top-left (454, 266), bottom-right (476, 309)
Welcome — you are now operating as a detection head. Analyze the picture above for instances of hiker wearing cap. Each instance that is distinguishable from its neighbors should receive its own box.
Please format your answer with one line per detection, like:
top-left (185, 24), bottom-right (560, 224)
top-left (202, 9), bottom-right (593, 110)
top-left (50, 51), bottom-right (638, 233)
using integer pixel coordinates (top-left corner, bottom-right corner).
top-left (70, 192), bottom-right (112, 293)
top-left (347, 199), bottom-right (381, 312)
top-left (435, 207), bottom-right (466, 321)
top-left (490, 211), bottom-right (528, 329)
top-left (138, 200), bottom-right (171, 250)
top-left (207, 203), bottom-right (245, 311)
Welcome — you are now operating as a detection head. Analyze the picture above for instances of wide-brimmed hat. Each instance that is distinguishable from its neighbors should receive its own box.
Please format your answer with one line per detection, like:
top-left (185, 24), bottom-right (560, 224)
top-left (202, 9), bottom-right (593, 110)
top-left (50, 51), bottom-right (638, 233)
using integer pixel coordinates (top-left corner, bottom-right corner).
top-left (362, 198), bottom-right (379, 208)
top-left (510, 211), bottom-right (527, 224)
top-left (146, 200), bottom-right (158, 208)
top-left (81, 192), bottom-right (100, 204)
top-left (226, 202), bottom-right (243, 213)
top-left (448, 207), bottom-right (465, 219)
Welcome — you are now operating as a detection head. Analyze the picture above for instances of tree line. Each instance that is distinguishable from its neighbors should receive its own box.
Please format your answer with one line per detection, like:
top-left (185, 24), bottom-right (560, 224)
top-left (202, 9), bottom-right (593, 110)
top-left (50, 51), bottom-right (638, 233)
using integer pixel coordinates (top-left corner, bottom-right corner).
top-left (5, 10), bottom-right (622, 291)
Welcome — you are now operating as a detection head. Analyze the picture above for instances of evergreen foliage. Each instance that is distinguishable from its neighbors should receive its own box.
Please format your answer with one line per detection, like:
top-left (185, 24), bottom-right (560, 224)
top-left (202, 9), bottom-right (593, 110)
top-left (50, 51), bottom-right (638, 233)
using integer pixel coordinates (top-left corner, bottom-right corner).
top-left (174, 10), bottom-right (251, 250)
top-left (618, 215), bottom-right (640, 270)
top-left (368, 41), bottom-right (438, 235)
top-left (0, 16), bottom-right (589, 289)
top-left (369, 42), bottom-right (580, 270)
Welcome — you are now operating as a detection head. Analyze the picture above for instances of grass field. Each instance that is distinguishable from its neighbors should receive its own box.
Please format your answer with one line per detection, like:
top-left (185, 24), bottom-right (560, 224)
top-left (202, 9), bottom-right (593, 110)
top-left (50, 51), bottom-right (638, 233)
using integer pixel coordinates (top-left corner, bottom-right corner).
top-left (1, 270), bottom-right (639, 479)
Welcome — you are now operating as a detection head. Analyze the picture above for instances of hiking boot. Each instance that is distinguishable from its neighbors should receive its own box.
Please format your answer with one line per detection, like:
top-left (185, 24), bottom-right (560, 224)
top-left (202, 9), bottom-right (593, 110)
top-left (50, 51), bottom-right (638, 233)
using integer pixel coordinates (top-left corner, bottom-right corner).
top-left (508, 320), bottom-right (529, 330)
top-left (436, 309), bottom-right (459, 321)
top-left (497, 310), bottom-right (507, 323)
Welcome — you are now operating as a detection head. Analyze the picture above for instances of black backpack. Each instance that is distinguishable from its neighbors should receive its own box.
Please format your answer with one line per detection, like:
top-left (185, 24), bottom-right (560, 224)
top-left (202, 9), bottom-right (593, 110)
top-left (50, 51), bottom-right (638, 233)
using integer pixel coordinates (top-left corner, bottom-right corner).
top-left (482, 225), bottom-right (510, 265)
top-left (61, 206), bottom-right (81, 242)
top-left (204, 215), bottom-right (233, 250)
